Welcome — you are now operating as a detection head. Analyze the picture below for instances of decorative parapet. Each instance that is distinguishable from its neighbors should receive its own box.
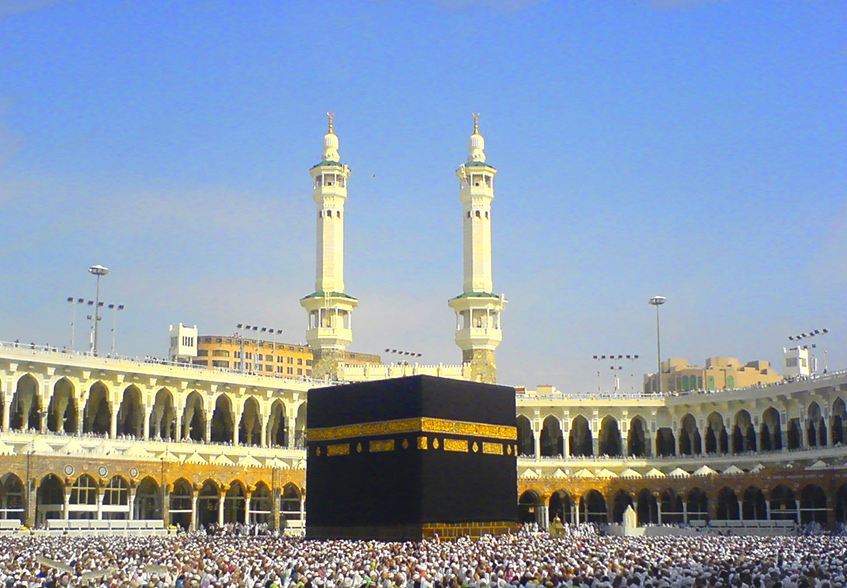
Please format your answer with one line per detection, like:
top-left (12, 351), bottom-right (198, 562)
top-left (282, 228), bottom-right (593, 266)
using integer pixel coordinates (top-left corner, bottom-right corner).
top-left (338, 363), bottom-right (469, 382)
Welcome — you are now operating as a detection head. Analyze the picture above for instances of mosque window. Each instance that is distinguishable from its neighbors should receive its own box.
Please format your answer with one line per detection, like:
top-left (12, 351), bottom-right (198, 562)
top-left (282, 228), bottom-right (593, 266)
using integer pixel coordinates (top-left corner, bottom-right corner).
top-left (288, 357), bottom-right (294, 364)
top-left (197, 349), bottom-right (208, 357)
top-left (485, 175), bottom-right (492, 188)
top-left (485, 211), bottom-right (489, 219)
top-left (287, 367), bottom-right (294, 375)
top-left (297, 368), bottom-right (303, 375)
top-left (475, 210), bottom-right (482, 218)
top-left (212, 350), bottom-right (229, 358)
top-left (467, 211), bottom-right (472, 218)
top-left (297, 358), bottom-right (303, 365)
top-left (212, 360), bottom-right (229, 368)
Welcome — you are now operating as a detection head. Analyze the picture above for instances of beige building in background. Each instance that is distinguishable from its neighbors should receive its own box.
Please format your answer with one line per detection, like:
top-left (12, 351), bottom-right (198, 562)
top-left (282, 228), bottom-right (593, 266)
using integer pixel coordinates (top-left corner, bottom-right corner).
top-left (644, 356), bottom-right (783, 393)
top-left (192, 335), bottom-right (381, 379)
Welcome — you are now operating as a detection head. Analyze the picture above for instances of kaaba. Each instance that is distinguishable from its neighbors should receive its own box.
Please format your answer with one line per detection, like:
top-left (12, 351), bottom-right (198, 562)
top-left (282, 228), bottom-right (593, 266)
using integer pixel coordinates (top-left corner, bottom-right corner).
top-left (305, 375), bottom-right (518, 540)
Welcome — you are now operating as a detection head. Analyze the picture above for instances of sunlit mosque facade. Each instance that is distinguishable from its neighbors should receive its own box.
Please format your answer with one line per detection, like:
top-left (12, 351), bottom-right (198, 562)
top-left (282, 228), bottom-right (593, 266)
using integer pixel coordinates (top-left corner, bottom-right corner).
top-left (0, 117), bottom-right (844, 535)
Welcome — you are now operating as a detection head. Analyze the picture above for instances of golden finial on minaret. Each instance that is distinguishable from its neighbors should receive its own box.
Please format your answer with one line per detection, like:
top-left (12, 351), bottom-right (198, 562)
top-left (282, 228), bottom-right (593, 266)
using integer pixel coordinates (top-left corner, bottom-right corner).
top-left (472, 112), bottom-right (480, 135)
top-left (327, 112), bottom-right (335, 134)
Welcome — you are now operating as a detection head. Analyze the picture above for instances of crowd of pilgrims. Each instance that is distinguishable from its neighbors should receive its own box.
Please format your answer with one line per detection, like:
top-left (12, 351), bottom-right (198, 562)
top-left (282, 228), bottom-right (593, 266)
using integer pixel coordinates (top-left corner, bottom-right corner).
top-left (0, 525), bottom-right (846, 588)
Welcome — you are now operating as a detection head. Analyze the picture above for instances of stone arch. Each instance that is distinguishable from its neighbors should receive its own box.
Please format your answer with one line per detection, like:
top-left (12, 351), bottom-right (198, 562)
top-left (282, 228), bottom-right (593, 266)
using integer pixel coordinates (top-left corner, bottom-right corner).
top-left (83, 381), bottom-right (111, 435)
top-left (293, 403), bottom-right (307, 448)
top-left (239, 397), bottom-right (262, 446)
top-left (135, 477), bottom-right (161, 521)
top-left (102, 476), bottom-right (129, 519)
top-left (548, 490), bottom-right (573, 525)
top-left (769, 484), bottom-right (797, 522)
top-left (741, 485), bottom-right (766, 520)
top-left (169, 478), bottom-right (193, 530)
top-left (760, 407), bottom-right (782, 451)
top-left (655, 427), bottom-right (675, 457)
top-left (732, 409), bottom-right (756, 453)
top-left (687, 488), bottom-right (709, 522)
top-left (787, 418), bottom-right (802, 449)
top-left (636, 489), bottom-right (658, 525)
top-left (569, 415), bottom-right (593, 457)
top-left (223, 480), bottom-right (247, 524)
top-left (581, 489), bottom-right (607, 524)
top-left (11, 374), bottom-right (42, 431)
top-left (518, 490), bottom-right (541, 524)
top-left (717, 487), bottom-right (740, 520)
top-left (799, 483), bottom-right (827, 525)
top-left (540, 415), bottom-right (563, 457)
top-left (835, 484), bottom-right (847, 524)
top-left (612, 489), bottom-right (633, 523)
top-left (182, 391), bottom-right (206, 442)
top-left (832, 398), bottom-right (847, 446)
top-left (705, 411), bottom-right (729, 454)
top-left (47, 377), bottom-right (78, 434)
top-left (598, 415), bottom-right (622, 457)
top-left (197, 480), bottom-right (221, 529)
top-left (36, 474), bottom-right (65, 526)
top-left (661, 488), bottom-right (684, 524)
top-left (627, 416), bottom-right (648, 457)
top-left (267, 400), bottom-right (288, 448)
top-left (0, 473), bottom-right (24, 523)
top-left (251, 481), bottom-right (272, 525)
top-left (516, 415), bottom-right (534, 456)
top-left (280, 483), bottom-right (302, 523)
top-left (68, 474), bottom-right (98, 519)
top-left (679, 413), bottom-right (701, 456)
top-left (210, 395), bottom-right (235, 443)
top-left (149, 388), bottom-right (176, 439)
top-left (807, 402), bottom-right (826, 447)
top-left (117, 385), bottom-right (144, 438)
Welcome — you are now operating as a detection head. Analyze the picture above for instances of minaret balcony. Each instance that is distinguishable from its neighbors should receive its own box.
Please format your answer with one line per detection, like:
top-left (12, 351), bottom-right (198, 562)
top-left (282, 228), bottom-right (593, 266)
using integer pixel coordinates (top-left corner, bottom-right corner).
top-left (454, 327), bottom-right (502, 350)
top-left (305, 327), bottom-right (353, 349)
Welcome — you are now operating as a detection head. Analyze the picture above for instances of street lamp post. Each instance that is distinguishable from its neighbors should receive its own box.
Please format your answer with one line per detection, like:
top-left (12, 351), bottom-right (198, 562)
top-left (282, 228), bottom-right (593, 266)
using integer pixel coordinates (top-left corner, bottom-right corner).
top-left (88, 265), bottom-right (110, 355)
top-left (236, 324), bottom-right (285, 375)
top-left (592, 354), bottom-right (640, 393)
top-left (66, 297), bottom-right (86, 350)
top-left (649, 296), bottom-right (667, 394)
top-left (789, 329), bottom-right (830, 374)
top-left (108, 304), bottom-right (126, 356)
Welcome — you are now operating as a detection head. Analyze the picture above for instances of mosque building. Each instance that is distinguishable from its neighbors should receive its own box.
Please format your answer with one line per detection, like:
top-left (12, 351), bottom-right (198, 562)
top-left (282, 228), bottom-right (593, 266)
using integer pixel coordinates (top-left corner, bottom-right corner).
top-left (0, 116), bottom-right (844, 535)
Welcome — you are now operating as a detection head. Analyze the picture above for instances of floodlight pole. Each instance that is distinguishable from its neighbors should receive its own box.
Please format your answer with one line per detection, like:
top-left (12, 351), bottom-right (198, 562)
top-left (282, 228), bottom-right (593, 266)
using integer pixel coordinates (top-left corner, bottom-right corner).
top-left (88, 265), bottom-right (110, 355)
top-left (649, 296), bottom-right (667, 394)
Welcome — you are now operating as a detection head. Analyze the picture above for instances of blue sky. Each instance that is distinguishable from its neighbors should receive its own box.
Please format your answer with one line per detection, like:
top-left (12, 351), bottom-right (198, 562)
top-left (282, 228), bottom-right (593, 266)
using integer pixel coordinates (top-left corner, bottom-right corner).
top-left (0, 0), bottom-right (844, 392)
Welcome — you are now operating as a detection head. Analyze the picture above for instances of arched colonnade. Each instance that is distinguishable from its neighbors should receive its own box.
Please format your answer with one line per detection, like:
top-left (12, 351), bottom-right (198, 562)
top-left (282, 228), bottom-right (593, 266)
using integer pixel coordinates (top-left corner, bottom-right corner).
top-left (0, 470), bottom-right (305, 531)
top-left (518, 481), bottom-right (845, 529)
top-left (0, 373), bottom-right (307, 448)
top-left (518, 397), bottom-right (847, 459)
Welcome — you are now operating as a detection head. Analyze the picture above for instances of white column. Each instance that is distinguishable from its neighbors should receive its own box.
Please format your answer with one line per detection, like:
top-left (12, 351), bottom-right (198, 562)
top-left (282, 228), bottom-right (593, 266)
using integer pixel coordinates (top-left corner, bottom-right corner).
top-left (190, 492), bottom-right (198, 532)
top-left (109, 405), bottom-right (118, 439)
top-left (96, 492), bottom-right (104, 520)
top-left (1, 399), bottom-right (10, 432)
top-left (63, 493), bottom-right (70, 521)
top-left (244, 494), bottom-right (252, 525)
top-left (143, 405), bottom-right (152, 440)
top-left (218, 494), bottom-right (225, 526)
top-left (128, 492), bottom-right (135, 521)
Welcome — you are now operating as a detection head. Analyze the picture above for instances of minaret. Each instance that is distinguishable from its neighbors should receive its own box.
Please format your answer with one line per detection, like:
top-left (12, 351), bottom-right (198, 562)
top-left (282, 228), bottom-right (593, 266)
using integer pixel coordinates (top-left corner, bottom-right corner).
top-left (300, 113), bottom-right (358, 380)
top-left (448, 114), bottom-right (506, 384)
